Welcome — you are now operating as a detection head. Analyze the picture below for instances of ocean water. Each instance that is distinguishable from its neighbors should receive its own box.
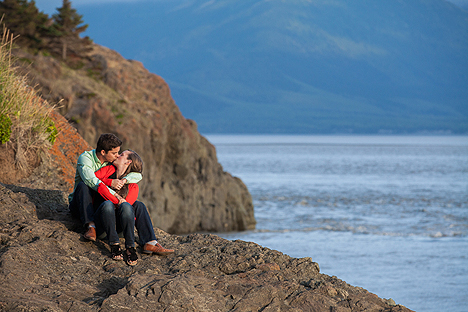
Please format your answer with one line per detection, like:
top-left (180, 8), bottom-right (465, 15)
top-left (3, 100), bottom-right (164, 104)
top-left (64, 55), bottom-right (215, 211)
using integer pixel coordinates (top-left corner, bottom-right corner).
top-left (207, 135), bottom-right (468, 312)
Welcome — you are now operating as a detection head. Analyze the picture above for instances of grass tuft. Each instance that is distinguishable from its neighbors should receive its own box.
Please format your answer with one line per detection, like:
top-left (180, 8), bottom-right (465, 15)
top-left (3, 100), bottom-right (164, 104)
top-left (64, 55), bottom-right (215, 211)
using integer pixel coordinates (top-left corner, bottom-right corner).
top-left (0, 25), bottom-right (58, 171)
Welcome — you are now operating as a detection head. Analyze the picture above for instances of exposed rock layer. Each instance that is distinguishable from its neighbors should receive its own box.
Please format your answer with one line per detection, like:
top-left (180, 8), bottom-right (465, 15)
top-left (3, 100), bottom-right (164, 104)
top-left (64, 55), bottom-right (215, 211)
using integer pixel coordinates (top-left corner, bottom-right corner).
top-left (13, 44), bottom-right (255, 234)
top-left (0, 184), bottom-right (413, 312)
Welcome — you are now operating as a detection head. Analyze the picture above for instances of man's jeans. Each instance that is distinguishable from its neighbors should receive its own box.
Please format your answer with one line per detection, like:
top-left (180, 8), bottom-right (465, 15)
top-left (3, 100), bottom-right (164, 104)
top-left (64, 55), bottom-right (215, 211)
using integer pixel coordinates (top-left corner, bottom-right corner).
top-left (69, 182), bottom-right (97, 226)
top-left (94, 200), bottom-right (158, 247)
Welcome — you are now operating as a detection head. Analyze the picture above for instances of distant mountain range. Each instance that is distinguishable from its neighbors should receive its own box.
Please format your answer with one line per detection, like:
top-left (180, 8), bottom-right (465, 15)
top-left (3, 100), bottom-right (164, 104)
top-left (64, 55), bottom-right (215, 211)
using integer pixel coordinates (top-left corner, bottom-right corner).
top-left (75, 0), bottom-right (467, 134)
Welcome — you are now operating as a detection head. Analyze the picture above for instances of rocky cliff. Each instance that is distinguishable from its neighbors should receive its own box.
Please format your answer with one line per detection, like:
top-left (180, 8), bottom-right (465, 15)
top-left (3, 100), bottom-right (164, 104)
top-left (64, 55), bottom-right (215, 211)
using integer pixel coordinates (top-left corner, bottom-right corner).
top-left (0, 183), bottom-right (412, 312)
top-left (12, 44), bottom-right (255, 234)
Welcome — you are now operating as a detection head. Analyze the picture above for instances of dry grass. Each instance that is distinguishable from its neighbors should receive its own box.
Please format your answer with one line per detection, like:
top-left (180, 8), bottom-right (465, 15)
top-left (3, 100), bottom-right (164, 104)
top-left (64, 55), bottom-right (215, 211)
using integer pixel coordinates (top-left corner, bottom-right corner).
top-left (0, 26), bottom-right (58, 171)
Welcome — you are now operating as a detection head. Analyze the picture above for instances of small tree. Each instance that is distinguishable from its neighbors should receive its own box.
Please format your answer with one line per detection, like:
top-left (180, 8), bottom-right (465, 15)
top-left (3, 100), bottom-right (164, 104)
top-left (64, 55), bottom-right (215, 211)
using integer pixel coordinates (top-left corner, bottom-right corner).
top-left (0, 0), bottom-right (51, 49)
top-left (52, 0), bottom-right (88, 59)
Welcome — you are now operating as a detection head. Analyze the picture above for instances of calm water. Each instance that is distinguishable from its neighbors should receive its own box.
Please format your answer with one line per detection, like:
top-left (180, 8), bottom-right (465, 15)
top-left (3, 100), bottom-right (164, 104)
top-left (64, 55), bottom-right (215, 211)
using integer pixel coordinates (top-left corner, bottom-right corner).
top-left (207, 135), bottom-right (468, 312)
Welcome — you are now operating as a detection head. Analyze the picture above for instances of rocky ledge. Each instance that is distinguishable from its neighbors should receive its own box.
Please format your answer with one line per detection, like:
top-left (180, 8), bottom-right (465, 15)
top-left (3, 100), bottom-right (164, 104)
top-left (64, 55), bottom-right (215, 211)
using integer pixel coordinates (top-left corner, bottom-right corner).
top-left (13, 43), bottom-right (256, 234)
top-left (0, 184), bottom-right (413, 312)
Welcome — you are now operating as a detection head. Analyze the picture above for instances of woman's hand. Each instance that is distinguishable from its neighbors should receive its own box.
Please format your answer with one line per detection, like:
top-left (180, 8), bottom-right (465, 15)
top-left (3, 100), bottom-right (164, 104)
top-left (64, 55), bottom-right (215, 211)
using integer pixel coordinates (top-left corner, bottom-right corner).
top-left (115, 193), bottom-right (127, 206)
top-left (111, 179), bottom-right (125, 190)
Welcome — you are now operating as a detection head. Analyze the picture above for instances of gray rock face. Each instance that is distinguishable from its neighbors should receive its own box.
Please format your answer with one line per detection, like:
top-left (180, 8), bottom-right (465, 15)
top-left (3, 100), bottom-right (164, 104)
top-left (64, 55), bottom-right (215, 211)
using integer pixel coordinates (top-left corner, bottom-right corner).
top-left (13, 44), bottom-right (255, 234)
top-left (0, 184), bottom-right (413, 312)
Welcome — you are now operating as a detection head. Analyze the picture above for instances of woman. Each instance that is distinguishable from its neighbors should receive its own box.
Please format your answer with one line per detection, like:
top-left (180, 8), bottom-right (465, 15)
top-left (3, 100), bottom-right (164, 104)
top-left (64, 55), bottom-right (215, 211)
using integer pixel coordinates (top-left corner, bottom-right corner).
top-left (93, 150), bottom-right (171, 266)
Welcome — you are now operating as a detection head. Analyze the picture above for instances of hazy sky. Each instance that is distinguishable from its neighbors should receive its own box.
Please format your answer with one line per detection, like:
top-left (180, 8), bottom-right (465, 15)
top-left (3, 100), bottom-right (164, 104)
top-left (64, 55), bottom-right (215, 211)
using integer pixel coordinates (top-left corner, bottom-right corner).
top-left (34, 0), bottom-right (468, 15)
top-left (35, 0), bottom-right (148, 14)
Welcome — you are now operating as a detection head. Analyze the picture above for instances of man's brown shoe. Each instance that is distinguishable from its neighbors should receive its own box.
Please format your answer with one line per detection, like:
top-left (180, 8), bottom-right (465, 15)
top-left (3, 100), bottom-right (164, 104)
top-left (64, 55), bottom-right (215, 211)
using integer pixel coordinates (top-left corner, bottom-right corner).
top-left (143, 243), bottom-right (174, 256)
top-left (83, 226), bottom-right (96, 241)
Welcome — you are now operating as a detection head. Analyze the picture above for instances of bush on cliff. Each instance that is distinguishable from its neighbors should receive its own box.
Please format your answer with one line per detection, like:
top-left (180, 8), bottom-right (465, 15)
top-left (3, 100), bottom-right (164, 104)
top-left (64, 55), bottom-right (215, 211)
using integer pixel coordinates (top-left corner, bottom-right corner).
top-left (0, 26), bottom-right (57, 170)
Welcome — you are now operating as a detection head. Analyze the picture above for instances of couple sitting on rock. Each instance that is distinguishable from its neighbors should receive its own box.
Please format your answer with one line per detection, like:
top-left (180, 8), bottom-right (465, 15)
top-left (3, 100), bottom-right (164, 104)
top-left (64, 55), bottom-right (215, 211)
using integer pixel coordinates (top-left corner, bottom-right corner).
top-left (68, 133), bottom-right (174, 266)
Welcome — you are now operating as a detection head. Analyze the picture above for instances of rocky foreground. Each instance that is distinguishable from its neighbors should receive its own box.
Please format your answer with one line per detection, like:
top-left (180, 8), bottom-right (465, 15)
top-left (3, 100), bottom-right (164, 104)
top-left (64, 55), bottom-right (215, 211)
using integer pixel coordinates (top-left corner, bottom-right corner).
top-left (0, 183), bottom-right (412, 312)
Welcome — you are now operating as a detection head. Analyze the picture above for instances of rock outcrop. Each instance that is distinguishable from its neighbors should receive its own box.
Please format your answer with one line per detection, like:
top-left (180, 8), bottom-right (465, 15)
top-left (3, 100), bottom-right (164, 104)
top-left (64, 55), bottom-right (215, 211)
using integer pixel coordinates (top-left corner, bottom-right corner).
top-left (0, 184), bottom-right (413, 312)
top-left (13, 44), bottom-right (255, 234)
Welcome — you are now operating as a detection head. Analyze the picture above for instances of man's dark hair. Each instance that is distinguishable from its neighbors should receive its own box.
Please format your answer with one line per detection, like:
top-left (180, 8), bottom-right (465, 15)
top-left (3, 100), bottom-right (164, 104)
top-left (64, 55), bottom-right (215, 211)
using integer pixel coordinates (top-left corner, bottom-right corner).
top-left (96, 133), bottom-right (122, 153)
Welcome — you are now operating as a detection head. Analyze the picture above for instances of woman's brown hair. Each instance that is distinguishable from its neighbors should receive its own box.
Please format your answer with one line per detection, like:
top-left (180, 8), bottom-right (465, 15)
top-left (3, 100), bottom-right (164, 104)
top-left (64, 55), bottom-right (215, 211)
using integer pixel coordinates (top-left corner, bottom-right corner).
top-left (117, 150), bottom-right (143, 198)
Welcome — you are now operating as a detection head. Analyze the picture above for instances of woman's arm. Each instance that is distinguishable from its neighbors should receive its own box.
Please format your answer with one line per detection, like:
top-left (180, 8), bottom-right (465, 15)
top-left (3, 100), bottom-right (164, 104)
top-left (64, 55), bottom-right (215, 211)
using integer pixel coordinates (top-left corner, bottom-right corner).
top-left (95, 165), bottom-right (115, 187)
top-left (96, 165), bottom-right (139, 190)
top-left (95, 166), bottom-right (139, 206)
top-left (95, 166), bottom-right (120, 204)
top-left (97, 183), bottom-right (138, 205)
top-left (97, 183), bottom-right (119, 204)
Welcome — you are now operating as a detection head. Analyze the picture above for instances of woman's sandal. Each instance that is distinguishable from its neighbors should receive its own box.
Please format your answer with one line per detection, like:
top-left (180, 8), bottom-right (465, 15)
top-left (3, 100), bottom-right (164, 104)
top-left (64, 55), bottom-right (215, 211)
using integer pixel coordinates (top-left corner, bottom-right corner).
top-left (126, 247), bottom-right (138, 266)
top-left (110, 244), bottom-right (123, 261)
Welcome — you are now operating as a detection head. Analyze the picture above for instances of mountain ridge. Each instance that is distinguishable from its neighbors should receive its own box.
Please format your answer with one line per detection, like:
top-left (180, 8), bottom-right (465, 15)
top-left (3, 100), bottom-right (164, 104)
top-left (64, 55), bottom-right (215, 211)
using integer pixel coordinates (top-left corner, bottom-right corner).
top-left (73, 0), bottom-right (468, 134)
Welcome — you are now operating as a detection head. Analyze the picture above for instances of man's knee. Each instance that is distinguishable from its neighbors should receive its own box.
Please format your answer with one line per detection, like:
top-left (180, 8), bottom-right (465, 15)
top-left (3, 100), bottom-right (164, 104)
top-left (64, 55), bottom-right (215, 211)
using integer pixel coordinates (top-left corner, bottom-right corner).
top-left (73, 182), bottom-right (95, 203)
top-left (75, 182), bottom-right (90, 194)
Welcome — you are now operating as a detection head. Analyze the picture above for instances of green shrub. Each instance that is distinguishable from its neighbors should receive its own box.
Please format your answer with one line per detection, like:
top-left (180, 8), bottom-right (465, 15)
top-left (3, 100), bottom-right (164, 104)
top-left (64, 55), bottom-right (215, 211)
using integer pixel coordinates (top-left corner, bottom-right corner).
top-left (46, 121), bottom-right (59, 144)
top-left (0, 114), bottom-right (12, 144)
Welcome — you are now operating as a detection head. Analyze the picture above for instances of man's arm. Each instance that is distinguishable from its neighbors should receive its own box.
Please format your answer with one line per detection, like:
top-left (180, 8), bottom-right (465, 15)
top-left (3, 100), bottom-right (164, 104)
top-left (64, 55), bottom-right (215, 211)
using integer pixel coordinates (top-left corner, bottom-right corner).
top-left (123, 172), bottom-right (142, 184)
top-left (77, 153), bottom-right (117, 195)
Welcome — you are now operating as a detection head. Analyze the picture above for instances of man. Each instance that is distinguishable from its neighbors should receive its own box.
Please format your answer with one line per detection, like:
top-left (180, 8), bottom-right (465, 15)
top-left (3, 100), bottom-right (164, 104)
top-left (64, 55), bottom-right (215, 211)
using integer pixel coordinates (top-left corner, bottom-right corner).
top-left (69, 133), bottom-right (142, 241)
